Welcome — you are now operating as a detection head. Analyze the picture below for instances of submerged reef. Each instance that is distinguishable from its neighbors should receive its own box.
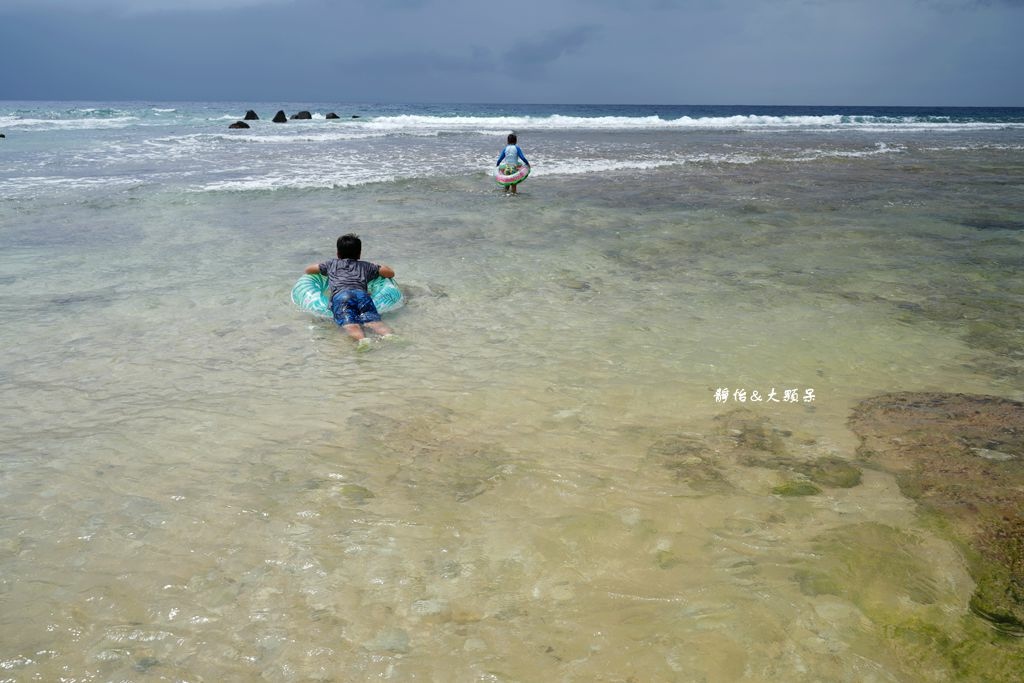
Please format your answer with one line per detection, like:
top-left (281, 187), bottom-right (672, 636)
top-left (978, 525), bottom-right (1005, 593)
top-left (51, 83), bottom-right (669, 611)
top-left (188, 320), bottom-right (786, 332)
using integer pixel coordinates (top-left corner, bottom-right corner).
top-left (715, 408), bottom-right (863, 493)
top-left (849, 392), bottom-right (1024, 636)
top-left (644, 433), bottom-right (733, 494)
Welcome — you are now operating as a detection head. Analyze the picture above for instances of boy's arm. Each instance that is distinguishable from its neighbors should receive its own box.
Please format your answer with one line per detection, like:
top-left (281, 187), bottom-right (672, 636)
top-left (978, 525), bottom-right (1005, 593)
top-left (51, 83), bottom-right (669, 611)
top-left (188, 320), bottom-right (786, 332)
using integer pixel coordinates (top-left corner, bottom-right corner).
top-left (304, 263), bottom-right (321, 275)
top-left (378, 264), bottom-right (395, 278)
top-left (496, 149), bottom-right (507, 166)
top-left (517, 146), bottom-right (530, 166)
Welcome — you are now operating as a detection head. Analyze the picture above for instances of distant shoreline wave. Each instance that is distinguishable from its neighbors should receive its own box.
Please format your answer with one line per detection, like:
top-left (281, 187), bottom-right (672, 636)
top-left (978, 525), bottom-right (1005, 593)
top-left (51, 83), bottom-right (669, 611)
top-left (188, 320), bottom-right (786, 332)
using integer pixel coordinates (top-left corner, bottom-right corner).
top-left (3, 106), bottom-right (1024, 134)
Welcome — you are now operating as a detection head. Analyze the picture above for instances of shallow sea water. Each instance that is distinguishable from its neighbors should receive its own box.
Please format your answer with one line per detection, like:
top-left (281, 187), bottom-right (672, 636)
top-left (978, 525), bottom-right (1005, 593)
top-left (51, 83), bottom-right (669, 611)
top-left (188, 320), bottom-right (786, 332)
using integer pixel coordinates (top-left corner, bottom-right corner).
top-left (1, 112), bottom-right (1023, 680)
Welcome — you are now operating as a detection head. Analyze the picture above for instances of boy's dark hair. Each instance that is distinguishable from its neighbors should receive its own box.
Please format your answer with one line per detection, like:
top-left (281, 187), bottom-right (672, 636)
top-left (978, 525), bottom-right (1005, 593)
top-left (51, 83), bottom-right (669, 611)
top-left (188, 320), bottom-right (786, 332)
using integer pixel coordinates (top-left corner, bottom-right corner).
top-left (337, 233), bottom-right (362, 259)
top-left (507, 133), bottom-right (517, 144)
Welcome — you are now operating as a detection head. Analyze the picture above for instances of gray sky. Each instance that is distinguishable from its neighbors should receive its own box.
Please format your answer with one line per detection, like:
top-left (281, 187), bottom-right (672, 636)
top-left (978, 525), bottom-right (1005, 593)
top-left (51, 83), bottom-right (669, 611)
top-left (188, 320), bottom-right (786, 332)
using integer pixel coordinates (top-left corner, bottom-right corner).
top-left (1, 0), bottom-right (1022, 105)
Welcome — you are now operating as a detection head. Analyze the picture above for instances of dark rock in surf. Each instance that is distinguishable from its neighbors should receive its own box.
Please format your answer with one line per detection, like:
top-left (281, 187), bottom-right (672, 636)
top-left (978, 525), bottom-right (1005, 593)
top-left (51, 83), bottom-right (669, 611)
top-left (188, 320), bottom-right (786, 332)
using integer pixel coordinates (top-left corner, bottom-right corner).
top-left (228, 121), bottom-right (250, 129)
top-left (351, 115), bottom-right (361, 119)
top-left (326, 112), bottom-right (340, 119)
top-left (272, 110), bottom-right (287, 123)
top-left (290, 110), bottom-right (312, 120)
top-left (243, 110), bottom-right (259, 121)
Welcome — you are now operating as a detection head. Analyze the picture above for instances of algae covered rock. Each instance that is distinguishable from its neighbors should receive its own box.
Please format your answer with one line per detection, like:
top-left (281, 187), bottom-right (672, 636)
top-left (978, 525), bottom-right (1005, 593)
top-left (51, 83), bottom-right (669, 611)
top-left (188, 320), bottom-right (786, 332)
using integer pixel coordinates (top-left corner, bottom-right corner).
top-left (772, 480), bottom-right (821, 497)
top-left (335, 483), bottom-right (375, 505)
top-left (718, 408), bottom-right (862, 490)
top-left (849, 391), bottom-right (1024, 635)
top-left (796, 522), bottom-right (941, 604)
top-left (644, 433), bottom-right (731, 493)
top-left (715, 409), bottom-right (788, 455)
top-left (800, 456), bottom-right (862, 488)
top-left (793, 520), bottom-right (1024, 680)
top-left (746, 453), bottom-right (862, 490)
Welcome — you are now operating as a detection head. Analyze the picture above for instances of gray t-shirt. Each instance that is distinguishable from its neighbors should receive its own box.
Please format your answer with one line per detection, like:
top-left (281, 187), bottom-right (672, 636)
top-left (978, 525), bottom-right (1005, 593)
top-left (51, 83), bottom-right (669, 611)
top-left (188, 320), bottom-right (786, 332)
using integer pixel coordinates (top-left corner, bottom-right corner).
top-left (318, 258), bottom-right (380, 299)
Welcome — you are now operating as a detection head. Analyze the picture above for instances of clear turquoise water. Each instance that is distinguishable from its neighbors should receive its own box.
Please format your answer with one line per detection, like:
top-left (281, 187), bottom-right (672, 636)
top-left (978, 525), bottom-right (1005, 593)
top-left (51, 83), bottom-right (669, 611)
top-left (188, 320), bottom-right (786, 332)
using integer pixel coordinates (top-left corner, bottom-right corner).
top-left (1, 102), bottom-right (1022, 680)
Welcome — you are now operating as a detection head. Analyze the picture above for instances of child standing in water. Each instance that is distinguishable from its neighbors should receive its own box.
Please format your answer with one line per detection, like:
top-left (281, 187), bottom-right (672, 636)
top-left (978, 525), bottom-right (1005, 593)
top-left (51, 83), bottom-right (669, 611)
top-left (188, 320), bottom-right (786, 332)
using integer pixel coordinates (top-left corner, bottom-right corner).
top-left (304, 233), bottom-right (395, 350)
top-left (496, 132), bottom-right (530, 194)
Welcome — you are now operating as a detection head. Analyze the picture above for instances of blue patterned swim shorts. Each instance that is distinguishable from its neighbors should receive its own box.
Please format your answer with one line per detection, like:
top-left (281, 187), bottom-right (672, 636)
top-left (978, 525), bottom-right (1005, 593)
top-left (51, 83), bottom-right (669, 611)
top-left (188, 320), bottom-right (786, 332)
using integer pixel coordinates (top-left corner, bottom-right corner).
top-left (331, 289), bottom-right (381, 326)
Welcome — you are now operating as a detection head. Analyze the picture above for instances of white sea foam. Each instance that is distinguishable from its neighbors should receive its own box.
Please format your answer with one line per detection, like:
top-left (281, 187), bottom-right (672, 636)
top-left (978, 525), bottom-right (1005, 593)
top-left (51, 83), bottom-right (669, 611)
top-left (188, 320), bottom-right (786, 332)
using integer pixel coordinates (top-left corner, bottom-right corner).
top-left (0, 115), bottom-right (140, 130)
top-left (353, 114), bottom-right (1024, 134)
top-left (0, 175), bottom-right (145, 199)
top-left (788, 142), bottom-right (906, 161)
top-left (217, 130), bottom-right (391, 144)
top-left (359, 113), bottom-right (834, 132)
top-left (189, 151), bottom-right (769, 193)
top-left (182, 144), bottom-right (904, 195)
top-left (920, 143), bottom-right (1024, 152)
top-left (196, 170), bottom-right (400, 193)
top-left (537, 152), bottom-right (761, 177)
top-left (2, 109), bottom-right (1019, 136)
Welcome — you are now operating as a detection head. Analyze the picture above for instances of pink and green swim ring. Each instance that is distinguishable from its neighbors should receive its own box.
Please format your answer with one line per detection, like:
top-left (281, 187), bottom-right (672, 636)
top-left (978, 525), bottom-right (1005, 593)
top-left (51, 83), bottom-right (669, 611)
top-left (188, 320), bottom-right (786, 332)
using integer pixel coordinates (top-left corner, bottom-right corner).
top-left (496, 163), bottom-right (530, 187)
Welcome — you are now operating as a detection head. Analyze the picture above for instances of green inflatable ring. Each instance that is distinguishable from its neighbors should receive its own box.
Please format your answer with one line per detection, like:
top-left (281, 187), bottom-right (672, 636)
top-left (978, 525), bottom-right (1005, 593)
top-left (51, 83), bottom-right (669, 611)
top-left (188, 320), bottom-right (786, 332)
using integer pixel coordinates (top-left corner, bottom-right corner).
top-left (291, 273), bottom-right (404, 318)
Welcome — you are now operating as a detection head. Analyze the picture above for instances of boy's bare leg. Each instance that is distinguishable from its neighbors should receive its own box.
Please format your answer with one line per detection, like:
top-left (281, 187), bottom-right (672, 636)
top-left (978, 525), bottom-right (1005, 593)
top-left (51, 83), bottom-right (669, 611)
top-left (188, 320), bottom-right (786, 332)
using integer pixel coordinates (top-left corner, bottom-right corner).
top-left (365, 321), bottom-right (393, 337)
top-left (343, 324), bottom-right (365, 341)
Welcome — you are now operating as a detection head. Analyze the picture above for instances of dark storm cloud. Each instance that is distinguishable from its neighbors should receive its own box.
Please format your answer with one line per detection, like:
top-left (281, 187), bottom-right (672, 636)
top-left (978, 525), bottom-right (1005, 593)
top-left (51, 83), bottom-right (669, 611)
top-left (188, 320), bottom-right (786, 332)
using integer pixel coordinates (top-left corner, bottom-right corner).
top-left (334, 24), bottom-right (600, 93)
top-left (502, 25), bottom-right (601, 74)
top-left (338, 48), bottom-right (497, 80)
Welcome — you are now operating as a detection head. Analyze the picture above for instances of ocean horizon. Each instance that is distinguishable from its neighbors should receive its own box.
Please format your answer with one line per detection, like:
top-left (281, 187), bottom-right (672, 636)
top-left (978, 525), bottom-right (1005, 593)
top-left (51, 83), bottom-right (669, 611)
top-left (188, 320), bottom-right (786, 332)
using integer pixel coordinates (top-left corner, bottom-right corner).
top-left (2, 100), bottom-right (1022, 680)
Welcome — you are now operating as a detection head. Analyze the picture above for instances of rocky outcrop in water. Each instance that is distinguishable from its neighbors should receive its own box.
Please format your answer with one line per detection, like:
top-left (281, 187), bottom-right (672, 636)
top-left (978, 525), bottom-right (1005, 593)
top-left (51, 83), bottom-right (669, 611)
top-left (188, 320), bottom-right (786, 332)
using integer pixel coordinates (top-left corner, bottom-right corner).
top-left (243, 110), bottom-right (259, 120)
top-left (290, 110), bottom-right (312, 120)
top-left (272, 110), bottom-right (287, 123)
top-left (228, 121), bottom-right (250, 129)
top-left (849, 392), bottom-right (1024, 635)
top-left (326, 112), bottom-right (340, 119)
